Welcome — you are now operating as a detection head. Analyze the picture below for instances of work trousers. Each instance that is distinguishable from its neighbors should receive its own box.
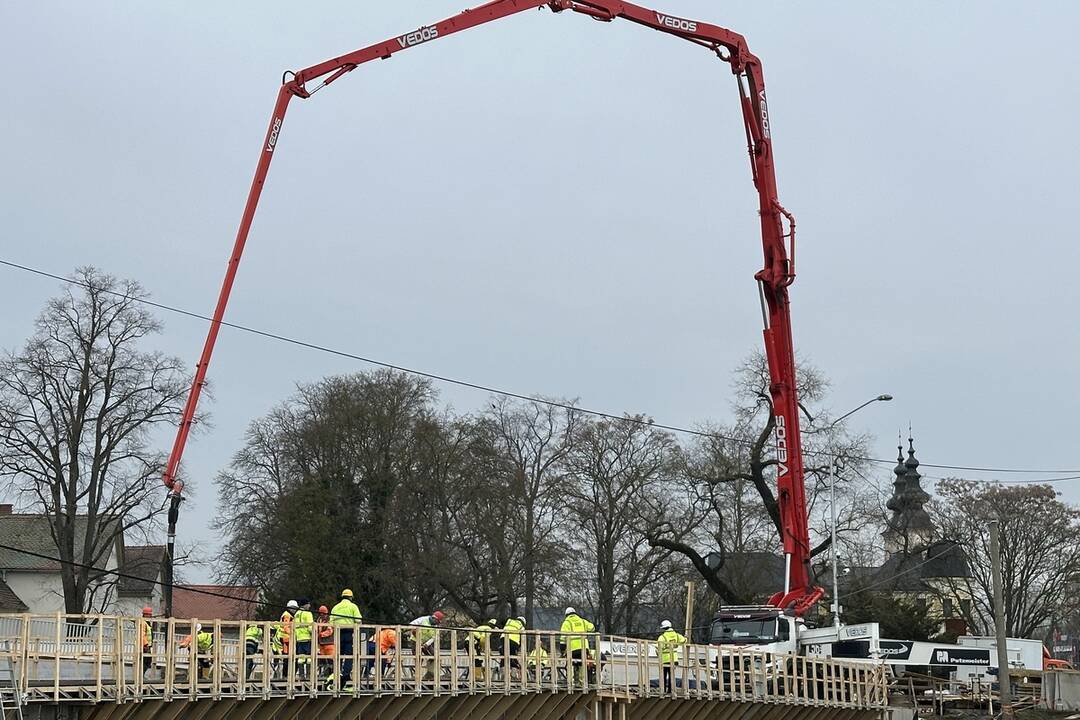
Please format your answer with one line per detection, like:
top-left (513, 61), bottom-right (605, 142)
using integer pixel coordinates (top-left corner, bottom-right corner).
top-left (338, 628), bottom-right (354, 683)
top-left (245, 639), bottom-right (259, 678)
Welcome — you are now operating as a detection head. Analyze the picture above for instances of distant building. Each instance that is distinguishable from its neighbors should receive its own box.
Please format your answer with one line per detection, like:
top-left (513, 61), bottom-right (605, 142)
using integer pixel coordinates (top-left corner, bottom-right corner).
top-left (173, 585), bottom-right (259, 621)
top-left (0, 505), bottom-right (164, 615)
top-left (870, 437), bottom-right (972, 626)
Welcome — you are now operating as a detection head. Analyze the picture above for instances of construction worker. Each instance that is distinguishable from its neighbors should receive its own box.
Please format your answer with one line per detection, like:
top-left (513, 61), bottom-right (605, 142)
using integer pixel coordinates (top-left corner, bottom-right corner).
top-left (502, 615), bottom-right (526, 680)
top-left (293, 599), bottom-right (314, 681)
top-left (364, 627), bottom-right (398, 680)
top-left (560, 607), bottom-right (595, 685)
top-left (409, 611), bottom-right (445, 681)
top-left (139, 607), bottom-right (154, 678)
top-left (316, 605), bottom-right (335, 682)
top-left (470, 619), bottom-right (497, 681)
top-left (195, 624), bottom-right (214, 680)
top-left (330, 589), bottom-right (362, 688)
top-left (657, 619), bottom-right (687, 693)
top-left (527, 642), bottom-right (550, 683)
top-left (244, 622), bottom-right (263, 681)
top-left (274, 599), bottom-right (298, 678)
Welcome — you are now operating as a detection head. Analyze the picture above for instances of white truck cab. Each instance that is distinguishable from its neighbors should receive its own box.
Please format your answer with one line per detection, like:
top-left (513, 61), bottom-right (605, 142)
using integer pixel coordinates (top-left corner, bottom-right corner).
top-left (709, 606), bottom-right (800, 655)
top-left (709, 606), bottom-right (883, 659)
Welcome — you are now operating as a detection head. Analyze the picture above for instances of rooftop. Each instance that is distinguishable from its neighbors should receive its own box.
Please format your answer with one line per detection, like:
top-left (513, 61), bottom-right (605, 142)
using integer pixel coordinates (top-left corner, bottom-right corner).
top-left (118, 545), bottom-right (165, 597)
top-left (0, 509), bottom-right (121, 572)
top-left (173, 585), bottom-right (259, 621)
top-left (0, 578), bottom-right (28, 613)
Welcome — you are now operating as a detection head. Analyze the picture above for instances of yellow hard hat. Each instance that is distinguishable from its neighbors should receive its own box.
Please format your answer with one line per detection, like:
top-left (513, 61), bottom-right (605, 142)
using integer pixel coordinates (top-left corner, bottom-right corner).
top-left (341, 588), bottom-right (354, 598)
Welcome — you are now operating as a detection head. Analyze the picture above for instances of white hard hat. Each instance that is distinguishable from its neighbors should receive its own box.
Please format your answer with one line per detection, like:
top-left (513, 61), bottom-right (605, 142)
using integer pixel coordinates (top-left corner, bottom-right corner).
top-left (661, 620), bottom-right (672, 629)
top-left (565, 607), bottom-right (576, 615)
top-left (195, 623), bottom-right (202, 632)
top-left (517, 616), bottom-right (526, 624)
top-left (287, 600), bottom-right (299, 609)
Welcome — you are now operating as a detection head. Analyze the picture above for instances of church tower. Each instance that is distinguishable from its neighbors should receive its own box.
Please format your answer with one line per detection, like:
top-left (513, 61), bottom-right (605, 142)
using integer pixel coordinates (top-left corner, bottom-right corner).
top-left (882, 435), bottom-right (934, 555)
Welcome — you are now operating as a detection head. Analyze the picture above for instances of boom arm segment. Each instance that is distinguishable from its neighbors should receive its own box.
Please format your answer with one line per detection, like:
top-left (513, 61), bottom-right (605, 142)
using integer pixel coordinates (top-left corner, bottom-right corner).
top-left (161, 0), bottom-right (820, 614)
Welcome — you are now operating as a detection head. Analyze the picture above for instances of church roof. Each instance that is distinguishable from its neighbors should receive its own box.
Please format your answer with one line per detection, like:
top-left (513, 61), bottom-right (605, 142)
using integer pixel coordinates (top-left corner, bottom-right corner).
top-left (873, 540), bottom-right (970, 591)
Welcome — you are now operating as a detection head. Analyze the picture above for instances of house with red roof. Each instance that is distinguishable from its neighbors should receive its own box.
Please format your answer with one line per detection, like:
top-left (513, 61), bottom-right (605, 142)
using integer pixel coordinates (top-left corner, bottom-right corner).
top-left (173, 585), bottom-right (259, 621)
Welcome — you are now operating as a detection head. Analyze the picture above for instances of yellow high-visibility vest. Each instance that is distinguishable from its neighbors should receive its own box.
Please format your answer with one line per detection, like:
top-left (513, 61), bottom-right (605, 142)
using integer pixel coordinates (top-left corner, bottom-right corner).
top-left (657, 629), bottom-right (687, 664)
top-left (502, 618), bottom-right (525, 645)
top-left (560, 614), bottom-right (594, 652)
top-left (330, 599), bottom-right (362, 625)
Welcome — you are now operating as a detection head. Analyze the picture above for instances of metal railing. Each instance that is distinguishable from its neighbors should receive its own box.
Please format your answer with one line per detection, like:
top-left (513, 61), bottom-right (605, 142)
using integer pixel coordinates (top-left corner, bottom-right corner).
top-left (0, 614), bottom-right (888, 709)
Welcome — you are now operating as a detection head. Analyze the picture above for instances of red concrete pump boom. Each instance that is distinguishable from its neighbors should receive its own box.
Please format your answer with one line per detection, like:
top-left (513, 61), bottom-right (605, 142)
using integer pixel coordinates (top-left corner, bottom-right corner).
top-left (161, 0), bottom-right (821, 615)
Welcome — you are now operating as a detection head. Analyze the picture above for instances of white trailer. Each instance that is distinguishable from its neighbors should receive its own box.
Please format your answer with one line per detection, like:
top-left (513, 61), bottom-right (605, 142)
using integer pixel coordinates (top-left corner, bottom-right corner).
top-left (953, 635), bottom-right (1044, 681)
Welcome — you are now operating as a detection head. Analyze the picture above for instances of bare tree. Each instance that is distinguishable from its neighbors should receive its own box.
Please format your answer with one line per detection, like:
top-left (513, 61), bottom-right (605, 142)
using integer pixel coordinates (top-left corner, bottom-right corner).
top-left (409, 414), bottom-right (523, 622)
top-left (0, 267), bottom-right (188, 613)
top-left (646, 351), bottom-right (873, 602)
top-left (564, 415), bottom-right (684, 633)
top-left (930, 480), bottom-right (1080, 637)
top-left (485, 397), bottom-right (578, 625)
top-left (214, 409), bottom-right (297, 599)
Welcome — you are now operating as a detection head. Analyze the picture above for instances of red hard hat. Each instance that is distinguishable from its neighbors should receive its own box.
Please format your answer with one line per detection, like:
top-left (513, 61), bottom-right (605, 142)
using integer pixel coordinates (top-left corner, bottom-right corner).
top-left (142, 607), bottom-right (153, 616)
top-left (319, 605), bottom-right (328, 614)
top-left (433, 611), bottom-right (445, 622)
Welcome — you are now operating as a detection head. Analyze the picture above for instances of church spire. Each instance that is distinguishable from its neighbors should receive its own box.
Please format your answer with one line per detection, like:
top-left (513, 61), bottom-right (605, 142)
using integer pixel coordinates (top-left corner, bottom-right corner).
top-left (883, 429), bottom-right (934, 555)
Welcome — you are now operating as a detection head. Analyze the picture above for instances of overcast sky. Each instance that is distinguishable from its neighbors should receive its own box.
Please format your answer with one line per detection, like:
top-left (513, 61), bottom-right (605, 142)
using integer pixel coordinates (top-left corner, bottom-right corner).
top-left (3, 2), bottom-right (1078, 583)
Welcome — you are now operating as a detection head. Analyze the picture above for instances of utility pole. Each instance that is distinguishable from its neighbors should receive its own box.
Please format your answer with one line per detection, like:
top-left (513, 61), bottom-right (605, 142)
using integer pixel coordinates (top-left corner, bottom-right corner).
top-left (991, 520), bottom-right (1014, 720)
top-left (164, 492), bottom-right (181, 617)
top-left (830, 460), bottom-right (841, 628)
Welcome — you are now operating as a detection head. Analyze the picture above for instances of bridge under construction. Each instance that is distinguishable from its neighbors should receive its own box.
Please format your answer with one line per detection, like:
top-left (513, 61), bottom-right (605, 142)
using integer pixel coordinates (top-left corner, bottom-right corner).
top-left (0, 614), bottom-right (888, 719)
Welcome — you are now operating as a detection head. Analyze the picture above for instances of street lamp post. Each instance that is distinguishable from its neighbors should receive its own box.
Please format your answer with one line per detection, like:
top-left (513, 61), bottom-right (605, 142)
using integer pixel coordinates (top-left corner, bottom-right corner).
top-left (827, 394), bottom-right (892, 629)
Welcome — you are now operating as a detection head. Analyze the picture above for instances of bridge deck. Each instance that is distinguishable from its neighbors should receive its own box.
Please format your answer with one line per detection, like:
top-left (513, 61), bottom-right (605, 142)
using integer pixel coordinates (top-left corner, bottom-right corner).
top-left (0, 614), bottom-right (888, 714)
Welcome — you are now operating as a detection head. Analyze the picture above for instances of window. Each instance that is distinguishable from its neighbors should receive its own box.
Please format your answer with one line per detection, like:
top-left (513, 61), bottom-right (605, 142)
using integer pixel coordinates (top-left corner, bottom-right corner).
top-left (712, 617), bottom-right (786, 645)
top-left (943, 599), bottom-right (954, 618)
top-left (960, 598), bottom-right (972, 615)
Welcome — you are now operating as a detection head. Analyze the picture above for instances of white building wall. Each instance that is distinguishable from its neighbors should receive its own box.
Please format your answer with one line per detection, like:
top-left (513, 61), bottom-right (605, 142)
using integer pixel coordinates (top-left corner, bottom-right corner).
top-left (5, 571), bottom-right (65, 613)
top-left (114, 588), bottom-right (160, 618)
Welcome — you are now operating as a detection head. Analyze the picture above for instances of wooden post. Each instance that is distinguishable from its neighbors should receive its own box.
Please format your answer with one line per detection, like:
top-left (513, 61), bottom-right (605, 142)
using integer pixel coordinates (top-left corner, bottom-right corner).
top-left (164, 617), bottom-right (174, 701)
top-left (263, 620), bottom-right (272, 699)
top-left (450, 628), bottom-right (458, 694)
top-left (95, 618), bottom-right (104, 701)
top-left (433, 624), bottom-right (442, 695)
top-left (52, 612), bottom-right (61, 703)
top-left (683, 581), bottom-right (695, 639)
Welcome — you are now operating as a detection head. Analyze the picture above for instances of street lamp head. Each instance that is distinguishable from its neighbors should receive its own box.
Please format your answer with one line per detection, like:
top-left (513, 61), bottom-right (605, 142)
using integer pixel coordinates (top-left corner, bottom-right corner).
top-left (877, 394), bottom-right (894, 402)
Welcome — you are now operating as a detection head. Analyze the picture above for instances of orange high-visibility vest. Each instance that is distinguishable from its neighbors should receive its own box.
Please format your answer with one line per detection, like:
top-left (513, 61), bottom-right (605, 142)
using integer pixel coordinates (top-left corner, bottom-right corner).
top-left (140, 620), bottom-right (152, 650)
top-left (276, 611), bottom-right (293, 649)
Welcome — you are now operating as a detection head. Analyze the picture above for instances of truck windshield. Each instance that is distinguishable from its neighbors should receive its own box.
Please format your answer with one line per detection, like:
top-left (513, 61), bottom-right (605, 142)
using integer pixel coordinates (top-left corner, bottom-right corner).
top-left (712, 618), bottom-right (788, 645)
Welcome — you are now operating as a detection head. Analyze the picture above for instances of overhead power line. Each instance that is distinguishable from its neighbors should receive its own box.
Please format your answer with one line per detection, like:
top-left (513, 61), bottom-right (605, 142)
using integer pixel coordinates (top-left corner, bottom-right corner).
top-left (0, 541), bottom-right (413, 626)
top-left (837, 544), bottom-right (958, 600)
top-left (919, 471), bottom-right (1080, 485)
top-left (3, 257), bottom-right (1079, 480)
top-left (0, 542), bottom-right (255, 607)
